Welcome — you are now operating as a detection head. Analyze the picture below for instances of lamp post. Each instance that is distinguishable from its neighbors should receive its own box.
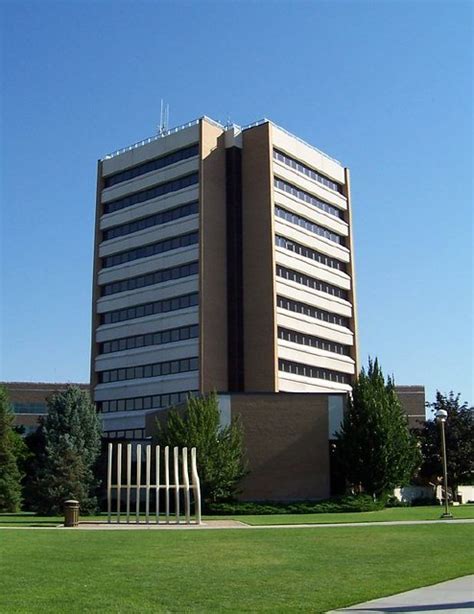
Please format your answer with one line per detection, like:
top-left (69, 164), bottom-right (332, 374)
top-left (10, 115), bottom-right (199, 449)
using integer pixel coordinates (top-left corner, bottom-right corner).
top-left (435, 409), bottom-right (453, 519)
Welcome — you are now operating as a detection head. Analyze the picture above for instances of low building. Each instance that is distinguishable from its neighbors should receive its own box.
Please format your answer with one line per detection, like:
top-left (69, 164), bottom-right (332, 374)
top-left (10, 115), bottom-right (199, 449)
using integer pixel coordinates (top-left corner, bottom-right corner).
top-left (2, 382), bottom-right (90, 435)
top-left (145, 386), bottom-right (425, 501)
top-left (2, 380), bottom-right (426, 499)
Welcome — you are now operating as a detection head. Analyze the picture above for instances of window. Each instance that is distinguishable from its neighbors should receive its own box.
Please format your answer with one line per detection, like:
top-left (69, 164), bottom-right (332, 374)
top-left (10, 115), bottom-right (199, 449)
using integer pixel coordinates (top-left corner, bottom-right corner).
top-left (273, 149), bottom-right (343, 193)
top-left (98, 357), bottom-right (199, 384)
top-left (102, 428), bottom-right (147, 440)
top-left (274, 178), bottom-right (343, 219)
top-left (275, 206), bottom-right (344, 245)
top-left (276, 265), bottom-right (348, 300)
top-left (276, 295), bottom-right (349, 328)
top-left (102, 232), bottom-right (198, 269)
top-left (103, 173), bottom-right (199, 214)
top-left (278, 327), bottom-right (349, 355)
top-left (279, 359), bottom-right (348, 384)
top-left (101, 293), bottom-right (199, 325)
top-left (275, 235), bottom-right (346, 272)
top-left (103, 144), bottom-right (199, 188)
top-left (98, 390), bottom-right (198, 414)
top-left (12, 402), bottom-right (48, 415)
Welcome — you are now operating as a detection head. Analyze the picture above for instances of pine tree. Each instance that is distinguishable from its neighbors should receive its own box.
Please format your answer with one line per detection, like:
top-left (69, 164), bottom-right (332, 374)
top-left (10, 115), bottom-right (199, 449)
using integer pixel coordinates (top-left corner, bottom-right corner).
top-left (156, 392), bottom-right (247, 505)
top-left (336, 359), bottom-right (420, 500)
top-left (417, 392), bottom-right (473, 498)
top-left (34, 386), bottom-right (101, 515)
top-left (0, 386), bottom-right (23, 512)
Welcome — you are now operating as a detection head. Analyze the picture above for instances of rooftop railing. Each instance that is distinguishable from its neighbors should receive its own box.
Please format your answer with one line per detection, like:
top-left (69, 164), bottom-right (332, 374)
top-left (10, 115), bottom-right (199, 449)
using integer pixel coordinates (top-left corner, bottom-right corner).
top-left (240, 118), bottom-right (341, 166)
top-left (102, 115), bottom-right (341, 166)
top-left (102, 116), bottom-right (224, 160)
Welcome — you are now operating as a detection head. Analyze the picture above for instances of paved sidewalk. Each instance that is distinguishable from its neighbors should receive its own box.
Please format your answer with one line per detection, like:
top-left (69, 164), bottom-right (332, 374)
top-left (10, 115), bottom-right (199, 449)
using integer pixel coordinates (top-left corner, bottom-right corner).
top-left (1, 518), bottom-right (474, 530)
top-left (330, 574), bottom-right (474, 613)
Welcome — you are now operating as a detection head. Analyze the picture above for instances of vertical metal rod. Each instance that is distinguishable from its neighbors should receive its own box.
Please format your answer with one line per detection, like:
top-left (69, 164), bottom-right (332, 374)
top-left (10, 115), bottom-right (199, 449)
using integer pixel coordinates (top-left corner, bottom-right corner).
top-left (145, 445), bottom-right (151, 524)
top-left (116, 443), bottom-right (122, 523)
top-left (182, 447), bottom-right (190, 524)
top-left (107, 443), bottom-right (113, 524)
top-left (126, 444), bottom-right (132, 523)
top-left (440, 420), bottom-right (451, 517)
top-left (155, 445), bottom-right (160, 524)
top-left (165, 446), bottom-right (170, 523)
top-left (136, 444), bottom-right (142, 523)
top-left (174, 447), bottom-right (180, 524)
top-left (191, 447), bottom-right (201, 525)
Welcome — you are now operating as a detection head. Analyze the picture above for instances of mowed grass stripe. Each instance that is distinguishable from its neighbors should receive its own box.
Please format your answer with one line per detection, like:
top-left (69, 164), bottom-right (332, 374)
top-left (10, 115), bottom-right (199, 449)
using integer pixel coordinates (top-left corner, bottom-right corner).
top-left (229, 504), bottom-right (474, 525)
top-left (1, 525), bottom-right (473, 613)
top-left (2, 505), bottom-right (474, 527)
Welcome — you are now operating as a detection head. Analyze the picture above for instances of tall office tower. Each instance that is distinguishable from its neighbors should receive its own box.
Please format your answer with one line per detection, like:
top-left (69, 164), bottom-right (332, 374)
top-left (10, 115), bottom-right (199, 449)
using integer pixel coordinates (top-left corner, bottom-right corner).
top-left (91, 117), bottom-right (358, 439)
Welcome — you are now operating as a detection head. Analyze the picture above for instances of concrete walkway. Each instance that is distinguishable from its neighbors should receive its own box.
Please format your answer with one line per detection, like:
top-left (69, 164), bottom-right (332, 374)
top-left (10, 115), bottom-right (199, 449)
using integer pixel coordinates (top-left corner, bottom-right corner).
top-left (330, 575), bottom-right (474, 613)
top-left (1, 518), bottom-right (474, 530)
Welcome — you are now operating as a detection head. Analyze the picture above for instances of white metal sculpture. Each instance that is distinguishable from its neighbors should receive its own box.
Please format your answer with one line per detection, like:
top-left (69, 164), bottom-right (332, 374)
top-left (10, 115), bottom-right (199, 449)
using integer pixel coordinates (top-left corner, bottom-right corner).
top-left (107, 443), bottom-right (201, 525)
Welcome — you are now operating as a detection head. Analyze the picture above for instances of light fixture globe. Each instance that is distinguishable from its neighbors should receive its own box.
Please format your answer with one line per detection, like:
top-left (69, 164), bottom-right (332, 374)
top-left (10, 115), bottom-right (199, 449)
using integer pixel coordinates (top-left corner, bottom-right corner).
top-left (435, 409), bottom-right (448, 422)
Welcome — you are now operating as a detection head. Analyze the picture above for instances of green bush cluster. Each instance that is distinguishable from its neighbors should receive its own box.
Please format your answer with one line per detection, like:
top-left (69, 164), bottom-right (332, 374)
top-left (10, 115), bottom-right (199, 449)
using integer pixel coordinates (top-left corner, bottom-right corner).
top-left (207, 494), bottom-right (385, 515)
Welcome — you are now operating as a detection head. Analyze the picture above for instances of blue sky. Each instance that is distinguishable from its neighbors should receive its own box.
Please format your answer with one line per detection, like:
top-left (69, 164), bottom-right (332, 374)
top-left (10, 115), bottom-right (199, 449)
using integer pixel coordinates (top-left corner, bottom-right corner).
top-left (1, 0), bottom-right (472, 406)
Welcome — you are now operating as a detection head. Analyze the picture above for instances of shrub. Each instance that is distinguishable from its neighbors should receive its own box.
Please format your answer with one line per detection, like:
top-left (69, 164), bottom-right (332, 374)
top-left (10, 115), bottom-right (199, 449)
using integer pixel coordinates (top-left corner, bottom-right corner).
top-left (207, 495), bottom-right (384, 516)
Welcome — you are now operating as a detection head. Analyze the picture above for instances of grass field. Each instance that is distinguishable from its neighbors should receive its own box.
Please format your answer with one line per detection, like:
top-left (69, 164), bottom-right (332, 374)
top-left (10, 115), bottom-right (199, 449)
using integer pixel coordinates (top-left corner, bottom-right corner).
top-left (1, 524), bottom-right (473, 612)
top-left (1, 505), bottom-right (473, 527)
top-left (229, 504), bottom-right (474, 525)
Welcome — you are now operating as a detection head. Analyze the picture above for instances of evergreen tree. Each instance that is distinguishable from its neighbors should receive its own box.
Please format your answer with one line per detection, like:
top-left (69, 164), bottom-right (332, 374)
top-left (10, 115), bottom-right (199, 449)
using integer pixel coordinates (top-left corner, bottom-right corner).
top-left (156, 392), bottom-right (247, 505)
top-left (20, 427), bottom-right (47, 511)
top-left (0, 386), bottom-right (23, 512)
top-left (336, 359), bottom-right (420, 500)
top-left (417, 392), bottom-right (473, 498)
top-left (34, 386), bottom-right (101, 515)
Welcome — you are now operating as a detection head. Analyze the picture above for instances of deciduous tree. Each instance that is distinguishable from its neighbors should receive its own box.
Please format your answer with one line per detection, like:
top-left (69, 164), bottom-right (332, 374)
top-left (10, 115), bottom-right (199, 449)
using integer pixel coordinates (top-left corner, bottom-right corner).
top-left (417, 392), bottom-right (473, 498)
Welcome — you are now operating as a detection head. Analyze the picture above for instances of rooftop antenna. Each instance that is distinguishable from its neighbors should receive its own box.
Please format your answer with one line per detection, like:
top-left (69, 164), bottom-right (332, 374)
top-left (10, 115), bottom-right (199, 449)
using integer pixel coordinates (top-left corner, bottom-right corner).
top-left (158, 99), bottom-right (170, 136)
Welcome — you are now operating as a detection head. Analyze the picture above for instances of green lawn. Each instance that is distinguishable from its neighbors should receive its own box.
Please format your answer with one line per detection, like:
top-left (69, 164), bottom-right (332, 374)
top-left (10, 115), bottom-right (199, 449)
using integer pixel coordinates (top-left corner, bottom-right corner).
top-left (1, 524), bottom-right (473, 612)
top-left (227, 504), bottom-right (474, 525)
top-left (1, 505), bottom-right (473, 527)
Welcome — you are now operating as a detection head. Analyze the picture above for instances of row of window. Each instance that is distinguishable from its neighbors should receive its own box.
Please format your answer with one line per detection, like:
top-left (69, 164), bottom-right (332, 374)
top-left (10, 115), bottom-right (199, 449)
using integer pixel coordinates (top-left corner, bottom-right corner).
top-left (275, 206), bottom-right (344, 245)
top-left (100, 324), bottom-right (199, 355)
top-left (279, 359), bottom-right (349, 384)
top-left (103, 144), bottom-right (199, 188)
top-left (101, 292), bottom-right (198, 325)
top-left (103, 429), bottom-right (147, 440)
top-left (103, 201), bottom-right (198, 242)
top-left (275, 235), bottom-right (346, 272)
top-left (278, 327), bottom-right (349, 356)
top-left (274, 178), bottom-right (344, 219)
top-left (277, 295), bottom-right (349, 328)
top-left (102, 231), bottom-right (198, 269)
top-left (273, 149), bottom-right (343, 194)
top-left (99, 356), bottom-right (199, 384)
top-left (103, 172), bottom-right (199, 215)
top-left (101, 261), bottom-right (198, 297)
top-left (98, 390), bottom-right (198, 413)
top-left (276, 265), bottom-right (349, 300)
top-left (12, 402), bottom-right (48, 415)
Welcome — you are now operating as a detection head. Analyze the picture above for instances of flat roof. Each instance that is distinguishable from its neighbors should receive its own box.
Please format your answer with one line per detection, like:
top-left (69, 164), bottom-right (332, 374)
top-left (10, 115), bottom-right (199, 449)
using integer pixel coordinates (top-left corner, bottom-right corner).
top-left (101, 116), bottom-right (342, 166)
